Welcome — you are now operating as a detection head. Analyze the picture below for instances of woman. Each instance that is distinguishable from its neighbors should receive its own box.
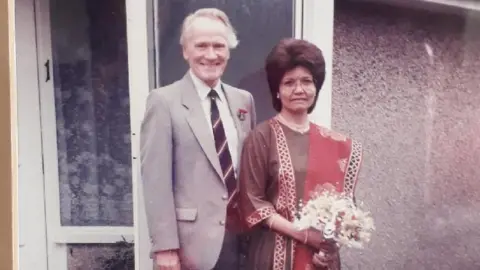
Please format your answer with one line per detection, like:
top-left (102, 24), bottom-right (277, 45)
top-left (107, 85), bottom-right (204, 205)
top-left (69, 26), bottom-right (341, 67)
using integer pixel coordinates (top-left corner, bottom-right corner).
top-left (237, 38), bottom-right (363, 270)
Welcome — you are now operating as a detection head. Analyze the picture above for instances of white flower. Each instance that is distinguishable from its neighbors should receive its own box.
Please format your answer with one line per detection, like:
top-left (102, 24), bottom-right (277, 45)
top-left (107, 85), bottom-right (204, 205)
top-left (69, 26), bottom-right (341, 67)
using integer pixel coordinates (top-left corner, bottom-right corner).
top-left (293, 186), bottom-right (375, 249)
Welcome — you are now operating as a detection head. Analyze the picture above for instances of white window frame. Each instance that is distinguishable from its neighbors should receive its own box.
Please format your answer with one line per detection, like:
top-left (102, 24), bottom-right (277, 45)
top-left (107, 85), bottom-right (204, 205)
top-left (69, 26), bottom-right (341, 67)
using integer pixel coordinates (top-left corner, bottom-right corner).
top-left (125, 0), bottom-right (151, 269)
top-left (16, 0), bottom-right (48, 269)
top-left (303, 0), bottom-right (334, 128)
top-left (294, 0), bottom-right (304, 39)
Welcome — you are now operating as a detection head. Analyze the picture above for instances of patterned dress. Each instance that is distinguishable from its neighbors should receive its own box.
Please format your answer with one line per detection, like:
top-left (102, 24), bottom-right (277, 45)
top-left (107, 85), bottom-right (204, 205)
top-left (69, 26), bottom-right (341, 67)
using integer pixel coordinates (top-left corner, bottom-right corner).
top-left (238, 118), bottom-right (363, 270)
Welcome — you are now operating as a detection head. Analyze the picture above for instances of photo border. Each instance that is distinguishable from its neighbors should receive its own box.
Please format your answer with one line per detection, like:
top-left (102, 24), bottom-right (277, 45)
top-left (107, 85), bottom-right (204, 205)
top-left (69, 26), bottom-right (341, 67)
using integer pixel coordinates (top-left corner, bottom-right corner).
top-left (0, 0), bottom-right (18, 269)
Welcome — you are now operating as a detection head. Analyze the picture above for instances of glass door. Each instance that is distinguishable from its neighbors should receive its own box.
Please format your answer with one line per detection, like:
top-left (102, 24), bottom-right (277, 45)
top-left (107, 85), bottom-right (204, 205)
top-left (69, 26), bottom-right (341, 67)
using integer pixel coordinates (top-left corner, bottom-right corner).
top-left (34, 0), bottom-right (135, 268)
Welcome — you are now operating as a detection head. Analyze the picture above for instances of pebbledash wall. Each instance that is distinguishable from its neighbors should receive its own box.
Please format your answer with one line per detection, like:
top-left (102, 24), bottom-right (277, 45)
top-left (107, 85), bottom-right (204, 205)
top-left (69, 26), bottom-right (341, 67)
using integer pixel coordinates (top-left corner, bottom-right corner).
top-left (332, 1), bottom-right (480, 269)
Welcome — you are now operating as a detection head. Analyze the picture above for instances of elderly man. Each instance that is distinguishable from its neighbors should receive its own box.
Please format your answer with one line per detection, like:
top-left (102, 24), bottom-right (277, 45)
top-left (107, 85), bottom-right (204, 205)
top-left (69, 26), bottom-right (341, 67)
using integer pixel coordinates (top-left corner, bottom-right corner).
top-left (140, 8), bottom-right (256, 270)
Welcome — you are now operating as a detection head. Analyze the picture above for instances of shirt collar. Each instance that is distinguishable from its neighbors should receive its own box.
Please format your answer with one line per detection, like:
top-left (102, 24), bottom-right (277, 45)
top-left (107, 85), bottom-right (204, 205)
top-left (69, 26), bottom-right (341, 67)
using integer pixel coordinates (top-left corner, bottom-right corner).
top-left (189, 69), bottom-right (223, 101)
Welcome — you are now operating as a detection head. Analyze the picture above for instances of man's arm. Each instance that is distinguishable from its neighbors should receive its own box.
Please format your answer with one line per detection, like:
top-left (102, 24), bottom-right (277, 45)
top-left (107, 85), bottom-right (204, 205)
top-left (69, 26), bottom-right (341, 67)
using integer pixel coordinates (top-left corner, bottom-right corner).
top-left (140, 90), bottom-right (179, 256)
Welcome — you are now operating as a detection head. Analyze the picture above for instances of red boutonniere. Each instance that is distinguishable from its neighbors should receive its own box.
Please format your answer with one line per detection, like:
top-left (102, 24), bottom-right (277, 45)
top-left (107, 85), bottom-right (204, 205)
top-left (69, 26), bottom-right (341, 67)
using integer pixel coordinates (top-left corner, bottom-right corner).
top-left (237, 109), bottom-right (248, 121)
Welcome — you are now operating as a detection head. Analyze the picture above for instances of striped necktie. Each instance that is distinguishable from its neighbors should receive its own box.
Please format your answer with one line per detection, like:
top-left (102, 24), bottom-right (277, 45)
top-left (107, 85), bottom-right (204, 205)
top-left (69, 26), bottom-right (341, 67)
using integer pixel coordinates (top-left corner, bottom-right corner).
top-left (208, 89), bottom-right (236, 196)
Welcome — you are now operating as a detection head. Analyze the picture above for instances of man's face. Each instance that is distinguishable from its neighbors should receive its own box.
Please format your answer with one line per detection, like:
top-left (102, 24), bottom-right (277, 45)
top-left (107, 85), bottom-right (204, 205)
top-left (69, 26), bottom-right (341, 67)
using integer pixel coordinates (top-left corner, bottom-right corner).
top-left (182, 17), bottom-right (230, 87)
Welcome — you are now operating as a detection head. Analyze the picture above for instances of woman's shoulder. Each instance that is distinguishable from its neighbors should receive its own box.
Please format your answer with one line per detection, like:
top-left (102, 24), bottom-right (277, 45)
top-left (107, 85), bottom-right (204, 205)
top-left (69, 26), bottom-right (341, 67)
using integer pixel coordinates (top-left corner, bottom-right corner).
top-left (310, 123), bottom-right (361, 145)
top-left (311, 123), bottom-right (363, 161)
top-left (252, 119), bottom-right (273, 131)
top-left (244, 119), bottom-right (277, 145)
top-left (247, 120), bottom-right (271, 138)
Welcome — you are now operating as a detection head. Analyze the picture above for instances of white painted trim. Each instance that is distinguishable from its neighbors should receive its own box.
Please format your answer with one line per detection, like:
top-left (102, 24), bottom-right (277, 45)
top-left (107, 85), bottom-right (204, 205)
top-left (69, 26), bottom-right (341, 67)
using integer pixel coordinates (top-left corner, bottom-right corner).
top-left (125, 0), bottom-right (151, 269)
top-left (34, 0), bottom-right (59, 229)
top-left (33, 0), bottom-right (68, 268)
top-left (294, 0), bottom-right (303, 39)
top-left (152, 0), bottom-right (161, 87)
top-left (16, 0), bottom-right (48, 269)
top-left (303, 0), bottom-right (334, 128)
top-left (51, 227), bottom-right (133, 244)
top-left (419, 0), bottom-right (480, 10)
top-left (364, 0), bottom-right (480, 12)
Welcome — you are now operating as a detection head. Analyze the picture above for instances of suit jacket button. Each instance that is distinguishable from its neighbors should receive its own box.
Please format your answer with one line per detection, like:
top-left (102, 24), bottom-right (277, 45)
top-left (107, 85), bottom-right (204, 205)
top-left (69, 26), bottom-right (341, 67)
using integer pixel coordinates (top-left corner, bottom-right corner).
top-left (219, 220), bottom-right (225, 226)
top-left (222, 195), bottom-right (228, 200)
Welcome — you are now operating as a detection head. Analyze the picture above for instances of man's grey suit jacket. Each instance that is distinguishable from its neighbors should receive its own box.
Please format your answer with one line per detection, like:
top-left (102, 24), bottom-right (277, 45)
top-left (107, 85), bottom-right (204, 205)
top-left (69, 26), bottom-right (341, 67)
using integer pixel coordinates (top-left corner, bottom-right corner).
top-left (140, 72), bottom-right (256, 269)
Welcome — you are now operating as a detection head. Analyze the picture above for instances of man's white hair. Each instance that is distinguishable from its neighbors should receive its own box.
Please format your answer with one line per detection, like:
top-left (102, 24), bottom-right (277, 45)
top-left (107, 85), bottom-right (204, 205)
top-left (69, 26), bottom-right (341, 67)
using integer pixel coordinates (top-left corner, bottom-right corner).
top-left (179, 8), bottom-right (239, 49)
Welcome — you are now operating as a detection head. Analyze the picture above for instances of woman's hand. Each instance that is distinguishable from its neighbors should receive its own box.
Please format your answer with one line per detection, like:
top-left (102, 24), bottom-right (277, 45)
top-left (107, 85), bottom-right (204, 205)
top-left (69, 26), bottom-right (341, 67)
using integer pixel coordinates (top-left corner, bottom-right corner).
top-left (301, 227), bottom-right (325, 250)
top-left (312, 242), bottom-right (340, 269)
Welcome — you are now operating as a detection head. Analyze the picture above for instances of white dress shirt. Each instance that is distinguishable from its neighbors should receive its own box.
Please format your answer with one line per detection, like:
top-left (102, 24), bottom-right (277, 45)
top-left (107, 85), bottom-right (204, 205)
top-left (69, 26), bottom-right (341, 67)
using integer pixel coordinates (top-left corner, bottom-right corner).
top-left (189, 70), bottom-right (239, 178)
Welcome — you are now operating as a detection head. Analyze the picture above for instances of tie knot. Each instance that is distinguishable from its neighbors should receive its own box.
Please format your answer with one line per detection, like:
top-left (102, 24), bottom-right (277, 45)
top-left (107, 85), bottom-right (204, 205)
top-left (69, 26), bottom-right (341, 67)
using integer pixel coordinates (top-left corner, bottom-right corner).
top-left (208, 89), bottom-right (219, 100)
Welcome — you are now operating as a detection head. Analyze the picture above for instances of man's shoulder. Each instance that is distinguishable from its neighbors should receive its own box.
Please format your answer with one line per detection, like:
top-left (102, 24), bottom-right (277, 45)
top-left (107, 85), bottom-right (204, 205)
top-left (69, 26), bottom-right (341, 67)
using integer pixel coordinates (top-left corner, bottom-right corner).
top-left (223, 83), bottom-right (252, 99)
top-left (149, 79), bottom-right (184, 101)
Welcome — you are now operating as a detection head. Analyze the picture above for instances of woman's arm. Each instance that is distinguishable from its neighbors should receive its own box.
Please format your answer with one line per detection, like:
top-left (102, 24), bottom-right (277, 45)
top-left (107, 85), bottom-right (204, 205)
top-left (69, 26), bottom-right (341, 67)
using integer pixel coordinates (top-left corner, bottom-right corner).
top-left (238, 127), bottom-right (325, 250)
top-left (263, 213), bottom-right (324, 250)
top-left (264, 214), bottom-right (304, 242)
top-left (238, 129), bottom-right (276, 228)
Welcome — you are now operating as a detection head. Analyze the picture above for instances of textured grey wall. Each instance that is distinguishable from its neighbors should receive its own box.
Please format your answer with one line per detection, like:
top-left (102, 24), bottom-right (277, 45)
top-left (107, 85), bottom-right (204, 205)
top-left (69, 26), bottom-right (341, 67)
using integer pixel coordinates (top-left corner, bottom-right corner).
top-left (332, 2), bottom-right (480, 269)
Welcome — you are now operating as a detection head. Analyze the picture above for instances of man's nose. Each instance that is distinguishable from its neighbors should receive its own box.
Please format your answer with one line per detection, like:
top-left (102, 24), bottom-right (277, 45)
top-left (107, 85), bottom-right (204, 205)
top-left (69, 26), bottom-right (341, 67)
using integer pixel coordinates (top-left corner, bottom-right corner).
top-left (205, 47), bottom-right (217, 59)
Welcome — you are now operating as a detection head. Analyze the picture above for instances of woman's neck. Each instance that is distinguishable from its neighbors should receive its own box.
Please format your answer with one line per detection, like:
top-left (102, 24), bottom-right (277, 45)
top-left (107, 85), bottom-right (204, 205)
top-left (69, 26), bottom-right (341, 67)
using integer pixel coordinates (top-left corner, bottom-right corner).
top-left (278, 111), bottom-right (309, 126)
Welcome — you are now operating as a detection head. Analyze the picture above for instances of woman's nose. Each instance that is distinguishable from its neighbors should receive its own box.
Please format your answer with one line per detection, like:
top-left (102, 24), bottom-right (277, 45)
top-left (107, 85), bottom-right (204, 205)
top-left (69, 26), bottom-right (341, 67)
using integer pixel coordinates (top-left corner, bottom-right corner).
top-left (292, 82), bottom-right (305, 93)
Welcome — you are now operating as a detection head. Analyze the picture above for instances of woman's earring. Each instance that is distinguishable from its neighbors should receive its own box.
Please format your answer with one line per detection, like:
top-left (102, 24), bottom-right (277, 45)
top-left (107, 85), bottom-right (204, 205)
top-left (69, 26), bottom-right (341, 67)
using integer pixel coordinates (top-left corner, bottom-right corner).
top-left (276, 93), bottom-right (280, 99)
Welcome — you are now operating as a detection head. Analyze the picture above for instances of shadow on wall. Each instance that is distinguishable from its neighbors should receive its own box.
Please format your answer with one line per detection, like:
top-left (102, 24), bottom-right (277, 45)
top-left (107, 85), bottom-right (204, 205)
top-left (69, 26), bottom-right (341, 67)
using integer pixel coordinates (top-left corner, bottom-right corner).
top-left (332, 1), bottom-right (480, 269)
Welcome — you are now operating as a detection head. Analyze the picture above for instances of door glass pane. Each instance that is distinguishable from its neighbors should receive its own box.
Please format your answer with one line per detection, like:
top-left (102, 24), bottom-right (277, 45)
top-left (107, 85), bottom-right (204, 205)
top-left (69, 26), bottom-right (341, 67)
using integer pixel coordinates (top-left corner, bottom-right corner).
top-left (333, 1), bottom-right (480, 269)
top-left (50, 0), bottom-right (132, 226)
top-left (155, 0), bottom-right (294, 123)
top-left (67, 243), bottom-right (134, 270)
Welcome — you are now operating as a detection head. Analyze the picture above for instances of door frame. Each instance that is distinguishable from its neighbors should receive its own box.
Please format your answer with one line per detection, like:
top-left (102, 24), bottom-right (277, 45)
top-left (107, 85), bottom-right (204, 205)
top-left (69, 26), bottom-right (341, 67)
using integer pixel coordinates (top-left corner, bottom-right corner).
top-left (124, 0), bottom-right (151, 269)
top-left (33, 0), bottom-right (136, 268)
top-left (16, 0), bottom-right (48, 269)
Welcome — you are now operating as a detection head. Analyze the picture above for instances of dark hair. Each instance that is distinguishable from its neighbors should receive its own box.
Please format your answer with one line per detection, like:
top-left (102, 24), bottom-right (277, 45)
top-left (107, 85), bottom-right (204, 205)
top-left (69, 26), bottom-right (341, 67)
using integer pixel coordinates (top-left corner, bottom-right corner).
top-left (265, 38), bottom-right (326, 113)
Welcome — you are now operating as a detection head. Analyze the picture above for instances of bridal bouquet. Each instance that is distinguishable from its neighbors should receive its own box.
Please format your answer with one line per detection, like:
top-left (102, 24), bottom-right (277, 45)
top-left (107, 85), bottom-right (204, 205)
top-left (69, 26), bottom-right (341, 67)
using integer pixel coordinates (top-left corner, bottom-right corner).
top-left (293, 187), bottom-right (375, 249)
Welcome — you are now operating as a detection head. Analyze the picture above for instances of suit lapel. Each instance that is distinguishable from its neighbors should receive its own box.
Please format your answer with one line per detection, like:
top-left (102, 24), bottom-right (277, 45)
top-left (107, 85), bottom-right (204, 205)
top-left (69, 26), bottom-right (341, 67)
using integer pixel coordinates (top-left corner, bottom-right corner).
top-left (180, 73), bottom-right (223, 179)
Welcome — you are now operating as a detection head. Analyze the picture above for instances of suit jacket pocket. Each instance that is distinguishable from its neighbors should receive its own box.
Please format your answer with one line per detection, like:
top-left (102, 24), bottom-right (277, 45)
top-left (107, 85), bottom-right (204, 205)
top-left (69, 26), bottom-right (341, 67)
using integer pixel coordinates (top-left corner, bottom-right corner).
top-left (175, 208), bottom-right (197, 222)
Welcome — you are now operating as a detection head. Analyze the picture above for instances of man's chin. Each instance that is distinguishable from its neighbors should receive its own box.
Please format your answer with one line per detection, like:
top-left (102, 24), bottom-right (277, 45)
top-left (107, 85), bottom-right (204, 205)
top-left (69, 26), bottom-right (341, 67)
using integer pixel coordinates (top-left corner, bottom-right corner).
top-left (198, 74), bottom-right (222, 84)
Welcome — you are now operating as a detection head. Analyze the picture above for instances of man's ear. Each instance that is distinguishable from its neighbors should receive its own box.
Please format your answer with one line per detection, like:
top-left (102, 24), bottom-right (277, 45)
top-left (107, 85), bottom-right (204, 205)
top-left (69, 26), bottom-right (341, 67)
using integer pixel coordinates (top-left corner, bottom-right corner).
top-left (182, 46), bottom-right (188, 61)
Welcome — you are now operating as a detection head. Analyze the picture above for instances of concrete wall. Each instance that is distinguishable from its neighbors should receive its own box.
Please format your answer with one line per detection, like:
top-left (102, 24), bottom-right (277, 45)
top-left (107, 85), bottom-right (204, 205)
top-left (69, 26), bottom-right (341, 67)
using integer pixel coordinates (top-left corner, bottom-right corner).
top-left (332, 1), bottom-right (480, 269)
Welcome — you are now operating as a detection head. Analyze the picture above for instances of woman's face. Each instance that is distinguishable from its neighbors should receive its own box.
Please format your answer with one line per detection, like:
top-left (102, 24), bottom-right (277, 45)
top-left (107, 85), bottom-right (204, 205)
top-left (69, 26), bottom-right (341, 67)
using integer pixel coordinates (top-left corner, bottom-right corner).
top-left (278, 66), bottom-right (316, 114)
